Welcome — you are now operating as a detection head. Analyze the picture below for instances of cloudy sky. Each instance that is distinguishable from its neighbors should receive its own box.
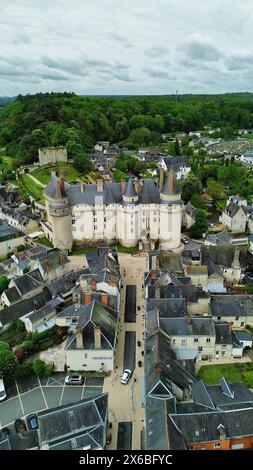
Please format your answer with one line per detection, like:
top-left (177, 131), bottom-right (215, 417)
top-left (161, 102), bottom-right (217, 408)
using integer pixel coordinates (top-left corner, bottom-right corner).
top-left (0, 0), bottom-right (253, 95)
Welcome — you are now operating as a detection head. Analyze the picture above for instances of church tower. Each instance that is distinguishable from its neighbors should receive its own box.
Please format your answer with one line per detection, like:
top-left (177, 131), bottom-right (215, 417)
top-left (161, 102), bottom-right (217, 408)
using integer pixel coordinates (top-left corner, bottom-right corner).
top-left (159, 169), bottom-right (183, 249)
top-left (43, 176), bottom-right (73, 252)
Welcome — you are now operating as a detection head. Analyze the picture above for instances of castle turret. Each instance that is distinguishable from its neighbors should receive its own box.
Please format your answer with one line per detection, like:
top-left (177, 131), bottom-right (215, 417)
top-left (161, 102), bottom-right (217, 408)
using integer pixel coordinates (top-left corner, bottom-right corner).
top-left (122, 177), bottom-right (139, 204)
top-left (43, 176), bottom-right (73, 252)
top-left (118, 177), bottom-right (139, 248)
top-left (159, 170), bottom-right (183, 250)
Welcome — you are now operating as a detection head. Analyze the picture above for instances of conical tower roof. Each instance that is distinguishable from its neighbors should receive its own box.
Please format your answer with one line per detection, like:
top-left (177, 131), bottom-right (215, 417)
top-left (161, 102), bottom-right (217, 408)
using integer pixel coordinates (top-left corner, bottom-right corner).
top-left (123, 178), bottom-right (137, 197)
top-left (44, 176), bottom-right (67, 199)
top-left (161, 170), bottom-right (180, 196)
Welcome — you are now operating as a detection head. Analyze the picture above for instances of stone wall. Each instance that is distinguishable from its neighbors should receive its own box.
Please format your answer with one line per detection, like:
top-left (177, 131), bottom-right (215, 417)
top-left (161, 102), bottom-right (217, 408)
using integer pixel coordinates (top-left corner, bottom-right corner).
top-left (38, 146), bottom-right (68, 165)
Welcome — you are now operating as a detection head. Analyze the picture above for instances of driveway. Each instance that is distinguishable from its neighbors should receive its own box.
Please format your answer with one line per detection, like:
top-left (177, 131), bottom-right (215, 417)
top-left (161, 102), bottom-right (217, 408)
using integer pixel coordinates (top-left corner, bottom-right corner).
top-left (0, 373), bottom-right (104, 427)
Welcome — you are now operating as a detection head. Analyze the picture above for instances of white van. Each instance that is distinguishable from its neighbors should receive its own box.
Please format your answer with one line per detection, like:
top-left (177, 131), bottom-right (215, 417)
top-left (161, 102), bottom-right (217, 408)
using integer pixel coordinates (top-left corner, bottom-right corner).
top-left (0, 378), bottom-right (7, 402)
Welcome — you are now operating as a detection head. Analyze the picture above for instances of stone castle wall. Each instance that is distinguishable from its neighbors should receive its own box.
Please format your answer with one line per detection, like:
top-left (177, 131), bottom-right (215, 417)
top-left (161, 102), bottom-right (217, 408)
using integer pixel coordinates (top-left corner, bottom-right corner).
top-left (38, 147), bottom-right (68, 166)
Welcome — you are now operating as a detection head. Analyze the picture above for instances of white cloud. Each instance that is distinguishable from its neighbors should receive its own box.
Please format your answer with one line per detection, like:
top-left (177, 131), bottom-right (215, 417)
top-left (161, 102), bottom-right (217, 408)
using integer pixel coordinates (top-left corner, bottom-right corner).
top-left (0, 0), bottom-right (253, 95)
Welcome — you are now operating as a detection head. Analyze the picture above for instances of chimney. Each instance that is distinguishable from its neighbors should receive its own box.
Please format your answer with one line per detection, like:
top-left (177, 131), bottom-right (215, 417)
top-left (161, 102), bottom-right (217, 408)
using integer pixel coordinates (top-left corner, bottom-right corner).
top-left (217, 424), bottom-right (226, 440)
top-left (151, 270), bottom-right (157, 279)
top-left (84, 293), bottom-right (92, 304)
top-left (159, 168), bottom-right (164, 191)
top-left (90, 278), bottom-right (97, 292)
top-left (168, 169), bottom-right (174, 193)
top-left (80, 181), bottom-right (85, 193)
top-left (232, 249), bottom-right (240, 269)
top-left (121, 179), bottom-right (126, 193)
top-left (101, 292), bottom-right (108, 306)
top-left (97, 179), bottom-right (104, 192)
top-left (94, 325), bottom-right (101, 349)
top-left (187, 317), bottom-right (192, 324)
top-left (76, 326), bottom-right (83, 348)
top-left (56, 180), bottom-right (62, 198)
top-left (60, 176), bottom-right (65, 192)
top-left (134, 178), bottom-right (140, 194)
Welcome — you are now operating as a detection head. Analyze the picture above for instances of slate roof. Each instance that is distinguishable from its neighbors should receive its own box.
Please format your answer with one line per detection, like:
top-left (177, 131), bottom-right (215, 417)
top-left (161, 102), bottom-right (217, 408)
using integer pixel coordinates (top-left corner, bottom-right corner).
top-left (185, 202), bottom-right (197, 217)
top-left (224, 201), bottom-right (247, 218)
top-left (2, 285), bottom-right (20, 303)
top-left (234, 331), bottom-right (253, 342)
top-left (44, 176), bottom-right (67, 199)
top-left (145, 396), bottom-right (179, 450)
top-left (65, 300), bottom-right (119, 351)
top-left (163, 156), bottom-right (189, 172)
top-left (37, 394), bottom-right (108, 449)
top-left (124, 177), bottom-right (137, 197)
top-left (148, 284), bottom-right (206, 303)
top-left (161, 171), bottom-right (180, 196)
top-left (45, 177), bottom-right (162, 206)
top-left (145, 331), bottom-right (196, 398)
top-left (170, 406), bottom-right (253, 445)
top-left (202, 245), bottom-right (251, 268)
top-left (12, 269), bottom-right (43, 295)
top-left (159, 317), bottom-right (215, 337)
top-left (0, 224), bottom-right (24, 242)
top-left (215, 322), bottom-right (232, 344)
top-left (37, 249), bottom-right (69, 271)
top-left (25, 304), bottom-right (56, 324)
top-left (210, 295), bottom-right (253, 318)
top-left (0, 289), bottom-right (52, 327)
top-left (48, 270), bottom-right (85, 298)
top-left (146, 298), bottom-right (188, 317)
top-left (85, 248), bottom-right (119, 276)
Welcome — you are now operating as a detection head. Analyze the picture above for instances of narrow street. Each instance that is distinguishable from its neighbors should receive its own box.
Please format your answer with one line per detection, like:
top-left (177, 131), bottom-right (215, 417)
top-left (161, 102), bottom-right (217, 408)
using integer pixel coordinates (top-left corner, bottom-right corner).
top-left (103, 253), bottom-right (146, 450)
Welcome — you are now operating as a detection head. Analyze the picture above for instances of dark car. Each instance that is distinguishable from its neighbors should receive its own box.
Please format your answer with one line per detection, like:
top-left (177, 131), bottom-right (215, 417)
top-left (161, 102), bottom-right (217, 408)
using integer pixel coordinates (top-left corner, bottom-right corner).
top-left (0, 427), bottom-right (10, 438)
top-left (26, 414), bottom-right (38, 430)
top-left (14, 419), bottom-right (27, 433)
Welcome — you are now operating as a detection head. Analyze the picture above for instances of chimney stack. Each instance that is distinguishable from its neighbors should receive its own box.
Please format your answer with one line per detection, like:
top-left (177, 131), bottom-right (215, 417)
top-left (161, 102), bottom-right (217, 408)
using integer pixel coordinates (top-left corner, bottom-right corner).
top-left (101, 292), bottom-right (108, 306)
top-left (60, 176), bottom-right (65, 192)
top-left (90, 278), bottom-right (97, 292)
top-left (134, 178), bottom-right (140, 194)
top-left (76, 326), bottom-right (83, 348)
top-left (159, 169), bottom-right (164, 191)
top-left (80, 181), bottom-right (85, 193)
top-left (94, 325), bottom-right (101, 349)
top-left (121, 179), bottom-right (126, 193)
top-left (168, 170), bottom-right (174, 193)
top-left (97, 179), bottom-right (104, 192)
top-left (56, 180), bottom-right (62, 198)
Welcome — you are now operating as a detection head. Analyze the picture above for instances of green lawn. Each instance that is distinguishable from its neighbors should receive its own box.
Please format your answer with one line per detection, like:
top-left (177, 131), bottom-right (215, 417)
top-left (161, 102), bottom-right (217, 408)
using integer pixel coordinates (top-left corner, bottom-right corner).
top-left (31, 163), bottom-right (100, 185)
top-left (37, 237), bottom-right (54, 248)
top-left (21, 175), bottom-right (45, 203)
top-left (70, 243), bottom-right (138, 256)
top-left (198, 362), bottom-right (253, 388)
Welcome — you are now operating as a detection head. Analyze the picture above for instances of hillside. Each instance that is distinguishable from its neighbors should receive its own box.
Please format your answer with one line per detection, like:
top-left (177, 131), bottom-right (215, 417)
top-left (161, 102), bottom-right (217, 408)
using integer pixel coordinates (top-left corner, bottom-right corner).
top-left (1, 92), bottom-right (253, 169)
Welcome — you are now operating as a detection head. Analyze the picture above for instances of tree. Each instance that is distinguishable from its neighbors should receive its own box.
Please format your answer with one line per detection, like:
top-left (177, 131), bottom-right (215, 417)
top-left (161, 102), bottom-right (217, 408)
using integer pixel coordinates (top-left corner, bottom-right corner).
top-left (181, 174), bottom-right (202, 203)
top-left (32, 359), bottom-right (46, 377)
top-left (207, 179), bottom-right (225, 201)
top-left (66, 141), bottom-right (92, 173)
top-left (0, 341), bottom-right (17, 381)
top-left (0, 276), bottom-right (9, 295)
top-left (175, 139), bottom-right (181, 156)
top-left (127, 127), bottom-right (151, 147)
top-left (188, 210), bottom-right (208, 239)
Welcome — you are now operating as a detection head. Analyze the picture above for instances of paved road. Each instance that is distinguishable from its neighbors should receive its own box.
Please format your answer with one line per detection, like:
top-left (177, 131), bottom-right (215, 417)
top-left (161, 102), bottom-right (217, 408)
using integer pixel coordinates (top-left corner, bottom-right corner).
top-left (124, 285), bottom-right (136, 323)
top-left (117, 422), bottom-right (132, 450)
top-left (123, 332), bottom-right (136, 372)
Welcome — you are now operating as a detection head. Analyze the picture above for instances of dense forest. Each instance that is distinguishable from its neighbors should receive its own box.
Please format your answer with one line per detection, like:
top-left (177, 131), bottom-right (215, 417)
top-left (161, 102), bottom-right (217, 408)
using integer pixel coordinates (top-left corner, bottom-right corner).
top-left (1, 92), bottom-right (253, 166)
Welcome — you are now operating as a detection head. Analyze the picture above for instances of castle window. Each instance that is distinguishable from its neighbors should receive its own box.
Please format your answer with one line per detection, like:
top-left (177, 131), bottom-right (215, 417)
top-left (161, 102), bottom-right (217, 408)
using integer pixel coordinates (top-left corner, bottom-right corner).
top-left (153, 218), bottom-right (157, 222)
top-left (94, 225), bottom-right (97, 230)
top-left (131, 228), bottom-right (133, 233)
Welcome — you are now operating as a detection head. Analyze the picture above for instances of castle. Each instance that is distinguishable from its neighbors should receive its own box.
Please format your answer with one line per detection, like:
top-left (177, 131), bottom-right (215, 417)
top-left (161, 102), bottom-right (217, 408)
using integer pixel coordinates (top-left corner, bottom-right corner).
top-left (43, 169), bottom-right (183, 251)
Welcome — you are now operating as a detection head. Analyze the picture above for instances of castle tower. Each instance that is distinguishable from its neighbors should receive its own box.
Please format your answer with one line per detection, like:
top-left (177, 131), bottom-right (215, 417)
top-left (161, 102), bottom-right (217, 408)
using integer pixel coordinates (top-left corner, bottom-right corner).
top-left (43, 176), bottom-right (73, 252)
top-left (159, 169), bottom-right (183, 249)
top-left (118, 178), bottom-right (139, 248)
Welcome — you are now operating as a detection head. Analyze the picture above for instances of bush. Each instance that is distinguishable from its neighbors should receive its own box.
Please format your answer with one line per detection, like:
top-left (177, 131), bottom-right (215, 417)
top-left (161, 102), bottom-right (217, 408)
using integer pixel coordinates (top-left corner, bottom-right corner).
top-left (32, 359), bottom-right (53, 378)
top-left (14, 362), bottom-right (33, 380)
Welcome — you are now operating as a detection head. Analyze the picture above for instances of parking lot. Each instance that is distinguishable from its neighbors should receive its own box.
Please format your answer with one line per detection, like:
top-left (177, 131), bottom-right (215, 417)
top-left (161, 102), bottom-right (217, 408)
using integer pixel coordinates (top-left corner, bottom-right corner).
top-left (0, 373), bottom-right (104, 427)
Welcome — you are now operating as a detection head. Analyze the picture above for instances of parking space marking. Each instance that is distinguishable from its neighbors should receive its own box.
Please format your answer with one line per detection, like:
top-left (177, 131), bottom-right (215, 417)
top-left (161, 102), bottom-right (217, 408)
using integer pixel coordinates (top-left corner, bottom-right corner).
top-left (81, 379), bottom-right (86, 399)
top-left (59, 383), bottom-right (66, 406)
top-left (15, 381), bottom-right (24, 416)
top-left (38, 377), bottom-right (48, 410)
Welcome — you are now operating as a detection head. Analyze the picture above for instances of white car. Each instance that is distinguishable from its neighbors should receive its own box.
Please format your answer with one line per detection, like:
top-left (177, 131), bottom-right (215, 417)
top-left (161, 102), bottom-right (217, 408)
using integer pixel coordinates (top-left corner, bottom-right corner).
top-left (64, 375), bottom-right (84, 385)
top-left (120, 369), bottom-right (132, 385)
top-left (0, 379), bottom-right (7, 402)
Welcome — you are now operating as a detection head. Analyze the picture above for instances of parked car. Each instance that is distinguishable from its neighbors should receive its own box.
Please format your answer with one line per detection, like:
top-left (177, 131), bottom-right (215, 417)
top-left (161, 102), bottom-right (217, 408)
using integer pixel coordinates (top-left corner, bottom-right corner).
top-left (14, 419), bottom-right (27, 433)
top-left (26, 414), bottom-right (38, 430)
top-left (64, 375), bottom-right (84, 385)
top-left (0, 379), bottom-right (7, 402)
top-left (182, 238), bottom-right (189, 244)
top-left (120, 369), bottom-right (132, 385)
top-left (0, 427), bottom-right (10, 438)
